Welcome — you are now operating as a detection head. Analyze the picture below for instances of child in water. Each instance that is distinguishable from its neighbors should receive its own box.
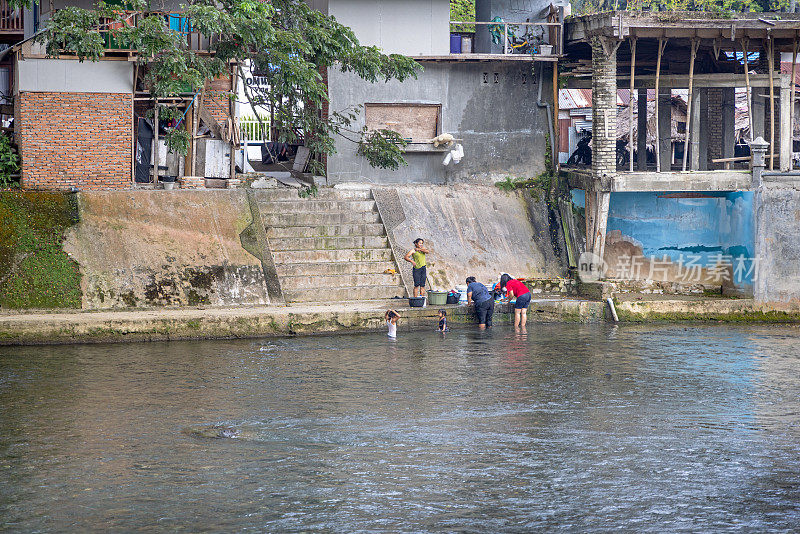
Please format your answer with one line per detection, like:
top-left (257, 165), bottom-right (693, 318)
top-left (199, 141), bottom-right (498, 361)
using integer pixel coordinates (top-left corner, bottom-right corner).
top-left (438, 309), bottom-right (448, 332)
top-left (385, 309), bottom-right (400, 338)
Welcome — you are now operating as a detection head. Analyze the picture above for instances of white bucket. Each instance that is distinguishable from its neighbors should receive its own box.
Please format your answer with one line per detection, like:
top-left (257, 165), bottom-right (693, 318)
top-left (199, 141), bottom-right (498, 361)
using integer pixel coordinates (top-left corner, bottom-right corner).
top-left (455, 284), bottom-right (468, 302)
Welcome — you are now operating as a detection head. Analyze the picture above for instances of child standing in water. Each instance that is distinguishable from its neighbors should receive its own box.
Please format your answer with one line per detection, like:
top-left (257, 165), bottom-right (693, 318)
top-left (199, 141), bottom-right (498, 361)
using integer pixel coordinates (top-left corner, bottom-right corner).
top-left (385, 309), bottom-right (400, 338)
top-left (438, 309), bottom-right (448, 332)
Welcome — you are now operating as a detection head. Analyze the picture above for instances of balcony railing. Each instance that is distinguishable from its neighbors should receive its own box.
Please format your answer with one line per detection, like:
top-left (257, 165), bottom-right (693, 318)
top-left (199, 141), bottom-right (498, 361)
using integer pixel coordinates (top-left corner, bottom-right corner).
top-left (0, 0), bottom-right (23, 33)
top-left (450, 20), bottom-right (562, 57)
top-left (97, 11), bottom-right (217, 54)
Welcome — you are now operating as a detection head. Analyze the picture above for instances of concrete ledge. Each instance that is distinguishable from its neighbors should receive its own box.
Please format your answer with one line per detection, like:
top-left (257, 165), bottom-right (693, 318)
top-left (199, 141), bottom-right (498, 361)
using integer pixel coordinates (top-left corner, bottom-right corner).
top-left (616, 298), bottom-right (800, 322)
top-left (0, 298), bottom-right (603, 346)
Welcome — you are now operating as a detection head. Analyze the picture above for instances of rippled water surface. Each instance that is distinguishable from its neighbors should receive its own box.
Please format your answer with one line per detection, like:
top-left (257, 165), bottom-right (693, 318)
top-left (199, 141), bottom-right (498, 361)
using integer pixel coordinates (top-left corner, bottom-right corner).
top-left (2, 324), bottom-right (800, 532)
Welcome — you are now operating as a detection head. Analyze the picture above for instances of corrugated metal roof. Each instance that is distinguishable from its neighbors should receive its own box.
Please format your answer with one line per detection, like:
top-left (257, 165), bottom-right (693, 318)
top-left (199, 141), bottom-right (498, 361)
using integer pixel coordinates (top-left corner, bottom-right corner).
top-left (558, 88), bottom-right (630, 109)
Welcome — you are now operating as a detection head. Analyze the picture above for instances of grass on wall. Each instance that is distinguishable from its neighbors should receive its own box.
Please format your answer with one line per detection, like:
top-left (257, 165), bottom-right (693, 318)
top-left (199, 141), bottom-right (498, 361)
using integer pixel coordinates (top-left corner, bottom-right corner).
top-left (0, 191), bottom-right (82, 309)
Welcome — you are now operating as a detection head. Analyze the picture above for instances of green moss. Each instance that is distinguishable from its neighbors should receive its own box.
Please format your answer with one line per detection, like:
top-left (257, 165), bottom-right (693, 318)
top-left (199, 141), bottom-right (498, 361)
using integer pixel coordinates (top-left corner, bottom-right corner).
top-left (616, 308), bottom-right (800, 323)
top-left (0, 191), bottom-right (82, 309)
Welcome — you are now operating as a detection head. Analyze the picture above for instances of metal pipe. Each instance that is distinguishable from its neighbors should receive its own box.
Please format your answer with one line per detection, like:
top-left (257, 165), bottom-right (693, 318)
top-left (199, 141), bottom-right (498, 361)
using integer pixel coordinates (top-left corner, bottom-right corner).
top-left (536, 62), bottom-right (556, 168)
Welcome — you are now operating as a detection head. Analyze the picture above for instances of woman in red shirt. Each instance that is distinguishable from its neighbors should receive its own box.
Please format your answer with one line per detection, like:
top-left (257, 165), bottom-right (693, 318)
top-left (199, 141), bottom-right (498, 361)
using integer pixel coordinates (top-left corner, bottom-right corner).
top-left (500, 273), bottom-right (532, 330)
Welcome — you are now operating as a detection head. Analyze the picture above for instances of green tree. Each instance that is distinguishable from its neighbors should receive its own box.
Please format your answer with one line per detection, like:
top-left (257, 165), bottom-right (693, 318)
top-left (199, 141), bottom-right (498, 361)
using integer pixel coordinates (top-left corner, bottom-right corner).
top-left (25, 0), bottom-right (420, 174)
top-left (451, 0), bottom-right (475, 32)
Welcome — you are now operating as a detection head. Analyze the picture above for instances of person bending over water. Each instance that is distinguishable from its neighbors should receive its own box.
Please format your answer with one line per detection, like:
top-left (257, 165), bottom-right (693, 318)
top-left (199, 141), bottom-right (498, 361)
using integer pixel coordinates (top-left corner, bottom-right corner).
top-left (404, 238), bottom-right (430, 298)
top-left (385, 309), bottom-right (400, 338)
top-left (500, 273), bottom-right (532, 331)
top-left (466, 276), bottom-right (494, 329)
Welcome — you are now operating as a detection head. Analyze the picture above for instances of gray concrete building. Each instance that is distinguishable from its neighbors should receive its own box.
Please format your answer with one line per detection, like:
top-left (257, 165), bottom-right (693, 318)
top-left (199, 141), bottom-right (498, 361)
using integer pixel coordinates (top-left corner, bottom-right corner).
top-left (316, 0), bottom-right (567, 185)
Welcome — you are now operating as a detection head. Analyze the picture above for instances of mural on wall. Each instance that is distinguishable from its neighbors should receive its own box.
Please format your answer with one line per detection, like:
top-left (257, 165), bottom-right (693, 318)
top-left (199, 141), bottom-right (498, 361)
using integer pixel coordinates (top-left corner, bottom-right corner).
top-left (572, 190), bottom-right (756, 293)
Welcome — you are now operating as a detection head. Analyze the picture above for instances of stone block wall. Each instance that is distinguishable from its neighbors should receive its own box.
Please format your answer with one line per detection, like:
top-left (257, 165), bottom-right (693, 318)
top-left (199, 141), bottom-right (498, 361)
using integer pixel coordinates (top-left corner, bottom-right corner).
top-left (18, 91), bottom-right (132, 190)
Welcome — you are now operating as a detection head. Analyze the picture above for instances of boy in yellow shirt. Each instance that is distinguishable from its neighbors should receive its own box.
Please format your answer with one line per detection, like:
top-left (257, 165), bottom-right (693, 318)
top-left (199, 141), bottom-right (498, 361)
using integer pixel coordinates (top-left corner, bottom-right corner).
top-left (404, 237), bottom-right (430, 298)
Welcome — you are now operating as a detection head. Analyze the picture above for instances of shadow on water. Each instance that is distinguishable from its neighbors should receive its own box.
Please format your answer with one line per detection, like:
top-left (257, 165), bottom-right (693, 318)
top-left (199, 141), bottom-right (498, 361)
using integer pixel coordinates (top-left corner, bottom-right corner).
top-left (2, 323), bottom-right (800, 531)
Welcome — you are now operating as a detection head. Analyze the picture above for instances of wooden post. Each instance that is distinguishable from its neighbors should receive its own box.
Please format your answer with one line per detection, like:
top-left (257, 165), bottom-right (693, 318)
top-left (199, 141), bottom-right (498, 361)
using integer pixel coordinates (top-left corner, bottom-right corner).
top-left (768, 37), bottom-right (776, 170)
top-left (553, 62), bottom-right (559, 169)
top-left (191, 84), bottom-right (206, 178)
top-left (792, 38), bottom-right (798, 169)
top-left (654, 38), bottom-right (666, 173)
top-left (229, 67), bottom-right (237, 180)
top-left (131, 63), bottom-right (138, 186)
top-left (682, 39), bottom-right (698, 172)
top-left (629, 37), bottom-right (636, 172)
top-left (153, 101), bottom-right (159, 186)
top-left (184, 97), bottom-right (193, 178)
top-left (742, 39), bottom-right (753, 144)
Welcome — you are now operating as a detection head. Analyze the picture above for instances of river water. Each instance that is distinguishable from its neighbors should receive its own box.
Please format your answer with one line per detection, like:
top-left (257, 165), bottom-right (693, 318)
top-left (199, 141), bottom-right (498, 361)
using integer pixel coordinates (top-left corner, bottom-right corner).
top-left (2, 324), bottom-right (800, 532)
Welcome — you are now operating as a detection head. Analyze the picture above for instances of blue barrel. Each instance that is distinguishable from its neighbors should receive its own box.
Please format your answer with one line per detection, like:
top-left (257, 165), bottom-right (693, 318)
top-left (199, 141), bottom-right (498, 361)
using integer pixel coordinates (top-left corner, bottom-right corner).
top-left (450, 33), bottom-right (462, 54)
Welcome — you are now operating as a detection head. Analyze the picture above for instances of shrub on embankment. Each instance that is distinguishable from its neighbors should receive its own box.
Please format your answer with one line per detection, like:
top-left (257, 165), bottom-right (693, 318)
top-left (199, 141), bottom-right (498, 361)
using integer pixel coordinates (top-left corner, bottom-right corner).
top-left (0, 191), bottom-right (82, 308)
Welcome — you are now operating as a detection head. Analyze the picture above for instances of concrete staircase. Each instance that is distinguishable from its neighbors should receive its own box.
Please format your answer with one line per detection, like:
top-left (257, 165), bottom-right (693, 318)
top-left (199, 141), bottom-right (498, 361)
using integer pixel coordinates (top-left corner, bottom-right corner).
top-left (257, 188), bottom-right (406, 303)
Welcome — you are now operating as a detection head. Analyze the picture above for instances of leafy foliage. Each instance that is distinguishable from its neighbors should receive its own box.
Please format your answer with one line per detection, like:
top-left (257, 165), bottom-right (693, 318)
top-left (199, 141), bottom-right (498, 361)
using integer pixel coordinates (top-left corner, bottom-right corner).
top-left (576, 0), bottom-right (772, 15)
top-left (451, 0), bottom-right (476, 33)
top-left (356, 129), bottom-right (409, 170)
top-left (0, 134), bottom-right (20, 188)
top-left (297, 184), bottom-right (318, 198)
top-left (33, 0), bottom-right (421, 170)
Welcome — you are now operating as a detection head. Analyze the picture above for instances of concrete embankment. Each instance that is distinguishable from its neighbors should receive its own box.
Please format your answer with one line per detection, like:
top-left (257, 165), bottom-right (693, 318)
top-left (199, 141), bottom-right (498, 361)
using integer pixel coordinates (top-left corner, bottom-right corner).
top-left (5, 295), bottom-right (800, 346)
top-left (0, 298), bottom-right (604, 345)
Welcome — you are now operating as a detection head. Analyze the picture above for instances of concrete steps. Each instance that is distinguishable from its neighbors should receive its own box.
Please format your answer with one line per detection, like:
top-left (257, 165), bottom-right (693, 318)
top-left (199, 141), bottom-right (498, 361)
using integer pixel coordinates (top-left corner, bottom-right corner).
top-left (262, 211), bottom-right (381, 226)
top-left (256, 188), bottom-right (406, 303)
top-left (255, 188), bottom-right (373, 201)
top-left (266, 223), bottom-right (386, 239)
top-left (279, 273), bottom-right (403, 291)
top-left (271, 248), bottom-right (395, 264)
top-left (283, 285), bottom-right (405, 303)
top-left (270, 235), bottom-right (389, 252)
top-left (275, 260), bottom-right (397, 277)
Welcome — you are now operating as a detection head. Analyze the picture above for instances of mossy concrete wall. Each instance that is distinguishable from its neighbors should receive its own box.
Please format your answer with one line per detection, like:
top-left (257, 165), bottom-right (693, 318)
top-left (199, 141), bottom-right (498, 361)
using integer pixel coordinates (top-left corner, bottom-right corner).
top-left (0, 191), bottom-right (82, 309)
top-left (376, 185), bottom-right (566, 292)
top-left (63, 190), bottom-right (271, 309)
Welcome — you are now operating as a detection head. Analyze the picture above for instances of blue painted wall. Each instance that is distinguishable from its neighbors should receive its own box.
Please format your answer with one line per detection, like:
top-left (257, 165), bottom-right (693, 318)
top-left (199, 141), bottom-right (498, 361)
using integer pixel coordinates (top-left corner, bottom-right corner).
top-left (571, 190), bottom-right (755, 288)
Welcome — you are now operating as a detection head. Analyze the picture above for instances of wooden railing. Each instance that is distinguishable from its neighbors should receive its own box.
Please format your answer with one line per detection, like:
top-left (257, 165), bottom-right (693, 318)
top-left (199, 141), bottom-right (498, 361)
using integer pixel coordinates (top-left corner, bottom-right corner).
top-left (97, 11), bottom-right (216, 53)
top-left (0, 0), bottom-right (23, 33)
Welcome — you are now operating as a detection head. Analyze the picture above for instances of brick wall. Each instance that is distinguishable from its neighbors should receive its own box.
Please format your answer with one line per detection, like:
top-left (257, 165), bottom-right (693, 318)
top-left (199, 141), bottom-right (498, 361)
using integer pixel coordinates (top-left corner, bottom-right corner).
top-left (203, 89), bottom-right (231, 128)
top-left (18, 92), bottom-right (132, 190)
top-left (591, 38), bottom-right (617, 187)
top-left (707, 87), bottom-right (723, 168)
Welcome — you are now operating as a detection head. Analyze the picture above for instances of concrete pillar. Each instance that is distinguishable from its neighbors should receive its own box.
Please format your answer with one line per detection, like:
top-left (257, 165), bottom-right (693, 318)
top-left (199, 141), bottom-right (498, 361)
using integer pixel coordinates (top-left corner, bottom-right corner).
top-left (658, 89), bottom-right (671, 171)
top-left (698, 89), bottom-right (709, 171)
top-left (752, 88), bottom-right (766, 141)
top-left (750, 136), bottom-right (769, 188)
top-left (780, 73), bottom-right (792, 171)
top-left (689, 90), bottom-right (701, 171)
top-left (722, 88), bottom-right (736, 162)
top-left (637, 88), bottom-right (648, 170)
top-left (591, 37), bottom-right (617, 186)
top-left (474, 0), bottom-right (491, 54)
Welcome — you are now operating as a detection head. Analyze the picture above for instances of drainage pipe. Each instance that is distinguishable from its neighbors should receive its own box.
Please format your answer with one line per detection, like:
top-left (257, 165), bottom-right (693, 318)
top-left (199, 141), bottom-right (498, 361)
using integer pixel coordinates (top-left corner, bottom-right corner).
top-left (536, 62), bottom-right (557, 167)
top-left (606, 297), bottom-right (619, 323)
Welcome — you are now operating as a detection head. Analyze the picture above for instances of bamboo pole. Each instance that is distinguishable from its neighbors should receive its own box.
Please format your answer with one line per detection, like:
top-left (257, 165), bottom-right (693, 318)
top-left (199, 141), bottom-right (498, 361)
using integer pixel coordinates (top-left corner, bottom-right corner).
top-left (655, 38), bottom-right (667, 173)
top-left (629, 37), bottom-right (636, 172)
top-left (742, 39), bottom-right (753, 144)
top-left (793, 38), bottom-right (798, 169)
top-left (682, 39), bottom-right (698, 172)
top-left (768, 37), bottom-right (776, 170)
